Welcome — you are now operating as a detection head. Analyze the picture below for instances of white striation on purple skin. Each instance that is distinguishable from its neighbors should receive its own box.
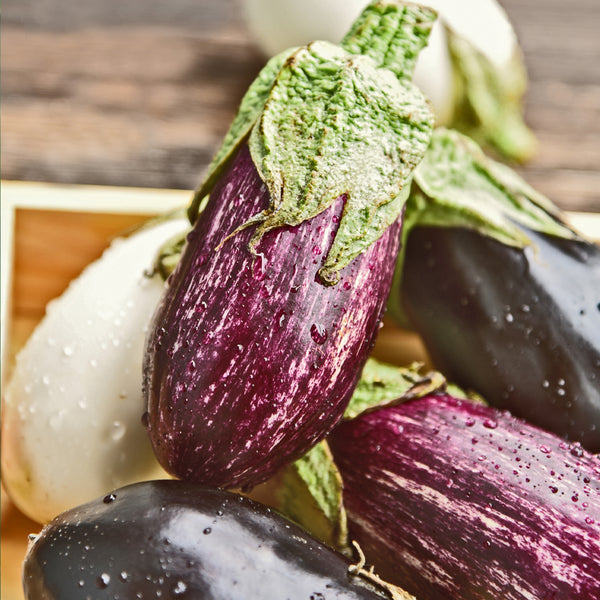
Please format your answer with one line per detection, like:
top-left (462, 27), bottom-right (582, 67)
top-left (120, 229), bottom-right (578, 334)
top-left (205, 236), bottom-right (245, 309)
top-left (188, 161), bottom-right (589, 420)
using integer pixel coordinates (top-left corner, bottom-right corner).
top-left (143, 143), bottom-right (403, 490)
top-left (329, 393), bottom-right (600, 600)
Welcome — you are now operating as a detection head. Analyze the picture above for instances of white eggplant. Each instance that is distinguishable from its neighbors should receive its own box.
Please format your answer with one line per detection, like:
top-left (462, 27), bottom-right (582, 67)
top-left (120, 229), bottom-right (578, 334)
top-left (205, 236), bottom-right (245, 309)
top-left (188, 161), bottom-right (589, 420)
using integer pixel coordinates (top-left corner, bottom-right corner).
top-left (242, 0), bottom-right (368, 59)
top-left (1, 215), bottom-right (189, 524)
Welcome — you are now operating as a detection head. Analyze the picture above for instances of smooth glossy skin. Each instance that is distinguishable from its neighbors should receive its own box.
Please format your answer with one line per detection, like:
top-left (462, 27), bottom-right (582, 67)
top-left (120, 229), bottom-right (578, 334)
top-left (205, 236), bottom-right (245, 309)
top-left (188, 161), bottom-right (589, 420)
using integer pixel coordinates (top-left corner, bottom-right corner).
top-left (23, 480), bottom-right (387, 600)
top-left (144, 143), bottom-right (402, 489)
top-left (329, 394), bottom-right (600, 600)
top-left (400, 224), bottom-right (600, 451)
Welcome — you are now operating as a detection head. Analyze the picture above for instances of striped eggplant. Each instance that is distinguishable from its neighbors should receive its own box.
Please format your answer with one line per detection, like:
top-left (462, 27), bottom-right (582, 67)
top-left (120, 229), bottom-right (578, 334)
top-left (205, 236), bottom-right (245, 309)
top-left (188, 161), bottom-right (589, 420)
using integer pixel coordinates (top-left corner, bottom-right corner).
top-left (327, 391), bottom-right (600, 600)
top-left (143, 1), bottom-right (435, 489)
top-left (388, 128), bottom-right (600, 451)
top-left (22, 480), bottom-right (398, 600)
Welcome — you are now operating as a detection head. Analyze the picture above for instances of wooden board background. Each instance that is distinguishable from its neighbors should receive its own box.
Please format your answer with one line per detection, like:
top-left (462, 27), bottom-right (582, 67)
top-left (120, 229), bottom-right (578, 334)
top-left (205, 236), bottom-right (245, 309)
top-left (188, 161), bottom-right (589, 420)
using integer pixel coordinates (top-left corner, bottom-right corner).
top-left (1, 1), bottom-right (599, 598)
top-left (2, 0), bottom-right (599, 212)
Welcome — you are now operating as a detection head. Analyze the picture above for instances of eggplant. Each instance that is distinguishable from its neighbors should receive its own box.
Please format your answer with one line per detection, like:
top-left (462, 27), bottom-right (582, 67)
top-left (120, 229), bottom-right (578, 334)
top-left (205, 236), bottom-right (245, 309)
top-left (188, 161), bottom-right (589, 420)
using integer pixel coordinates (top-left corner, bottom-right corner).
top-left (1, 215), bottom-right (188, 524)
top-left (144, 144), bottom-right (403, 488)
top-left (327, 392), bottom-right (600, 600)
top-left (388, 128), bottom-right (600, 451)
top-left (401, 222), bottom-right (600, 451)
top-left (22, 480), bottom-right (395, 600)
top-left (143, 1), bottom-right (435, 489)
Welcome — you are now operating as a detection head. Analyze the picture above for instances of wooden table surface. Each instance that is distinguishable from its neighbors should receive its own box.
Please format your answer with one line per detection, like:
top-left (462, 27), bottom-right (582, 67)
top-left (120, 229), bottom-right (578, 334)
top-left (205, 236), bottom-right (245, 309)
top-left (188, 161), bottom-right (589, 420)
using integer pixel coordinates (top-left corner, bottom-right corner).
top-left (1, 1), bottom-right (599, 598)
top-left (2, 0), bottom-right (599, 212)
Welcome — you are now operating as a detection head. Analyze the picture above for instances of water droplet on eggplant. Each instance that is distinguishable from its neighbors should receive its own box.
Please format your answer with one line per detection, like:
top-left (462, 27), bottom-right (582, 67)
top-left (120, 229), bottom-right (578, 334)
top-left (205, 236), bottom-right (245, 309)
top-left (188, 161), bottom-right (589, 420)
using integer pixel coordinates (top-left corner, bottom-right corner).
top-left (95, 573), bottom-right (110, 589)
top-left (111, 421), bottom-right (126, 442)
top-left (173, 580), bottom-right (188, 595)
top-left (310, 323), bottom-right (328, 345)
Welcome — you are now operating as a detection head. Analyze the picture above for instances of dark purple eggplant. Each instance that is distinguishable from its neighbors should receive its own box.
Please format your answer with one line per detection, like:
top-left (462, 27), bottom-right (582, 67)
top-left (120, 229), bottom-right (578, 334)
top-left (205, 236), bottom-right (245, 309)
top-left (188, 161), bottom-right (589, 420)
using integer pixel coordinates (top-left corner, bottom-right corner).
top-left (401, 222), bottom-right (600, 451)
top-left (22, 480), bottom-right (391, 600)
top-left (388, 127), bottom-right (600, 451)
top-left (143, 2), bottom-right (435, 490)
top-left (327, 392), bottom-right (600, 600)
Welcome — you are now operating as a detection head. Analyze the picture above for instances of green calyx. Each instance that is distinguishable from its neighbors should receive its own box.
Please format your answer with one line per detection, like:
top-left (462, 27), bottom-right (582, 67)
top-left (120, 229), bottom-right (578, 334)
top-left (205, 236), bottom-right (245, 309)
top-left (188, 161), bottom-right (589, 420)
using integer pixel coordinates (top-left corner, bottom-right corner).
top-left (411, 128), bottom-right (574, 244)
top-left (132, 208), bottom-right (191, 281)
top-left (341, 0), bottom-right (437, 80)
top-left (249, 41), bottom-right (433, 285)
top-left (277, 359), bottom-right (471, 597)
top-left (445, 26), bottom-right (538, 164)
top-left (190, 1), bottom-right (436, 285)
top-left (153, 229), bottom-right (189, 281)
top-left (387, 127), bottom-right (577, 325)
top-left (343, 357), bottom-right (448, 420)
top-left (188, 47), bottom-right (296, 221)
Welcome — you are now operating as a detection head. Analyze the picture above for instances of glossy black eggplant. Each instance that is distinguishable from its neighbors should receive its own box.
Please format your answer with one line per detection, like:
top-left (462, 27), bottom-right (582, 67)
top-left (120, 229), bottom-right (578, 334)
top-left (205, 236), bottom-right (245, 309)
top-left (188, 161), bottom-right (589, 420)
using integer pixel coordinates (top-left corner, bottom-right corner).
top-left (143, 2), bottom-right (435, 490)
top-left (387, 128), bottom-right (600, 451)
top-left (328, 392), bottom-right (600, 600)
top-left (22, 480), bottom-right (390, 600)
top-left (401, 222), bottom-right (600, 451)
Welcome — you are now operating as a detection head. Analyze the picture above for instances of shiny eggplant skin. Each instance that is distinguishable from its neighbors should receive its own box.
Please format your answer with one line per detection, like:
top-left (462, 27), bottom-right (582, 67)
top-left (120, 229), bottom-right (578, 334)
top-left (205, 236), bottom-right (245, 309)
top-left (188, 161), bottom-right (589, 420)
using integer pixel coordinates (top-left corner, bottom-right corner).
top-left (143, 143), bottom-right (402, 490)
top-left (22, 480), bottom-right (387, 600)
top-left (400, 224), bottom-right (600, 451)
top-left (328, 393), bottom-right (600, 600)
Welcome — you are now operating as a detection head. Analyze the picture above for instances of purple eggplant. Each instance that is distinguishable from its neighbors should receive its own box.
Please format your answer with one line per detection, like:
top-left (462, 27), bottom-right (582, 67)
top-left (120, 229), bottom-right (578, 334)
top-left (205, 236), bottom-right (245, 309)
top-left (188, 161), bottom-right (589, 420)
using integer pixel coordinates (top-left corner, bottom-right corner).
top-left (388, 128), bottom-right (600, 451)
top-left (143, 1), bottom-right (435, 489)
top-left (22, 480), bottom-right (393, 600)
top-left (327, 392), bottom-right (600, 600)
top-left (144, 144), bottom-right (402, 488)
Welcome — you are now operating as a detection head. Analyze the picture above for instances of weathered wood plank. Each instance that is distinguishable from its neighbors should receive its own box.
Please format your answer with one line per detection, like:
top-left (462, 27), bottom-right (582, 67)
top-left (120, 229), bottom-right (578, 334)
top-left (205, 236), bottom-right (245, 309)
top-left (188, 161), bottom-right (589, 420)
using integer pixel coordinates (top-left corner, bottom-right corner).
top-left (1, 0), bottom-right (598, 209)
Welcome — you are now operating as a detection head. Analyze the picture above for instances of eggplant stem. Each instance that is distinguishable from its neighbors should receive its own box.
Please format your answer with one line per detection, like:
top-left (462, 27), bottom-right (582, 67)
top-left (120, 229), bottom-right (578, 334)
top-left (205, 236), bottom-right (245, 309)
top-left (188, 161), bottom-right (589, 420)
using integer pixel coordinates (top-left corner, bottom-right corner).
top-left (348, 540), bottom-right (417, 600)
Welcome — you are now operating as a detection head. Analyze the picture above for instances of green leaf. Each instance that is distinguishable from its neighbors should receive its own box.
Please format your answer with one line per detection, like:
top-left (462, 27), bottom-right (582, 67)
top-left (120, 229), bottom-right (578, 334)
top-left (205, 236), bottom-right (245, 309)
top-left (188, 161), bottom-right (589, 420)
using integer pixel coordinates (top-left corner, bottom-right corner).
top-left (246, 41), bottom-right (433, 284)
top-left (278, 440), bottom-right (350, 554)
top-left (344, 358), bottom-right (447, 419)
